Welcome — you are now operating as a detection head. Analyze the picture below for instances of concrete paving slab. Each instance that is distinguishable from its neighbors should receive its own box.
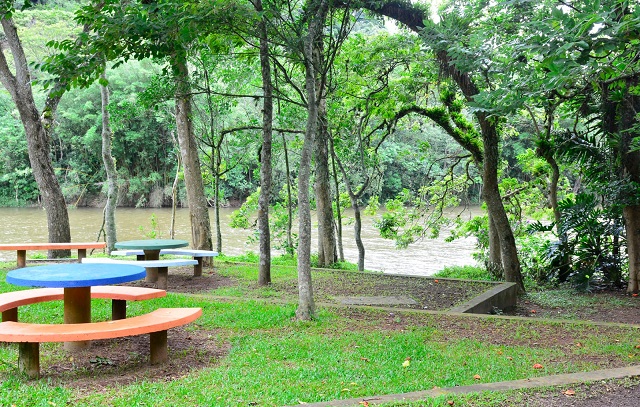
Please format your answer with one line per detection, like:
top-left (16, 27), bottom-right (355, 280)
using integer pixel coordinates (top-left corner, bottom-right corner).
top-left (335, 296), bottom-right (418, 306)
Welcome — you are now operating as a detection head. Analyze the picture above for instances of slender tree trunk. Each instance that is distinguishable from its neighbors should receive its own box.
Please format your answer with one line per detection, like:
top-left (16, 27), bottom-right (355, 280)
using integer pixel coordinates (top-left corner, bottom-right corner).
top-left (0, 18), bottom-right (71, 258)
top-left (256, 0), bottom-right (273, 286)
top-left (315, 98), bottom-right (336, 267)
top-left (282, 133), bottom-right (294, 255)
top-left (173, 56), bottom-right (213, 251)
top-left (296, 0), bottom-right (330, 320)
top-left (170, 145), bottom-right (181, 239)
top-left (99, 72), bottom-right (118, 253)
top-left (330, 143), bottom-right (345, 261)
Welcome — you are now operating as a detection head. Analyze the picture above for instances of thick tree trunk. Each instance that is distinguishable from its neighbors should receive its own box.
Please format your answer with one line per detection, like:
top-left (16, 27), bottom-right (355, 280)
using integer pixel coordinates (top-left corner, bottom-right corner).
top-left (487, 214), bottom-right (502, 278)
top-left (256, 0), bottom-right (273, 286)
top-left (100, 73), bottom-right (118, 253)
top-left (173, 57), bottom-right (213, 251)
top-left (625, 206), bottom-right (640, 293)
top-left (481, 117), bottom-right (525, 292)
top-left (0, 18), bottom-right (71, 258)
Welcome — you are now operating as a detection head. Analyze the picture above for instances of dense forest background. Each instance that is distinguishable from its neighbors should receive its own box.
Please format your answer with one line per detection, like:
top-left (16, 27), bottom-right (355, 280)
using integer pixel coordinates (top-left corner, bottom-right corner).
top-left (1, 0), bottom-right (639, 296)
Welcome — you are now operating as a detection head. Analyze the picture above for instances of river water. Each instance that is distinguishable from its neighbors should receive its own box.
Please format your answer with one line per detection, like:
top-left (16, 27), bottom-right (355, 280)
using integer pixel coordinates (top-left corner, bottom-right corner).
top-left (0, 206), bottom-right (479, 276)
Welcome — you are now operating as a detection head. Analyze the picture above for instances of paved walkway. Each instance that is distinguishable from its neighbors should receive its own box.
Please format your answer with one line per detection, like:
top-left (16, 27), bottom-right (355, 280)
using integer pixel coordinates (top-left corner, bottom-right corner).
top-left (291, 365), bottom-right (640, 406)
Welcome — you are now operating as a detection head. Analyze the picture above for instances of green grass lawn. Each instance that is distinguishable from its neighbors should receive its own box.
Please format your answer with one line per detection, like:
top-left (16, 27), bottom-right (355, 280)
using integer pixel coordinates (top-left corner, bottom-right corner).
top-left (0, 261), bottom-right (638, 406)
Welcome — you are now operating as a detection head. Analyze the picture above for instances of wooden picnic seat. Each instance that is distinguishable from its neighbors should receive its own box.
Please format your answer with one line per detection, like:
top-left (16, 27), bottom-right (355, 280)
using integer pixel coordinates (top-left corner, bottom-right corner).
top-left (0, 286), bottom-right (166, 322)
top-left (0, 307), bottom-right (202, 378)
top-left (111, 248), bottom-right (218, 276)
top-left (0, 242), bottom-right (107, 268)
top-left (81, 258), bottom-right (198, 289)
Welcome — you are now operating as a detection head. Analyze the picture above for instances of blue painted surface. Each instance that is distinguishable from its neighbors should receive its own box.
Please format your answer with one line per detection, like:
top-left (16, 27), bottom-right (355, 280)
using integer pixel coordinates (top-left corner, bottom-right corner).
top-left (114, 239), bottom-right (189, 250)
top-left (6, 263), bottom-right (147, 288)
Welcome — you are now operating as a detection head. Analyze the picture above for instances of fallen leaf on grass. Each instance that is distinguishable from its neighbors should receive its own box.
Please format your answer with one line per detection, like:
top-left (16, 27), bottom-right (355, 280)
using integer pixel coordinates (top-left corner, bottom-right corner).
top-left (447, 401), bottom-right (454, 406)
top-left (530, 309), bottom-right (537, 313)
top-left (359, 401), bottom-right (369, 407)
top-left (402, 360), bottom-right (410, 368)
top-left (533, 363), bottom-right (544, 369)
top-left (563, 389), bottom-right (576, 396)
top-left (473, 374), bottom-right (481, 380)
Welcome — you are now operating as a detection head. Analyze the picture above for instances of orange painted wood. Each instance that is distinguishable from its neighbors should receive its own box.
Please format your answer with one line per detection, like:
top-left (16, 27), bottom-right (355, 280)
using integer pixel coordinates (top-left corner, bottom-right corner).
top-left (0, 242), bottom-right (107, 251)
top-left (0, 308), bottom-right (202, 343)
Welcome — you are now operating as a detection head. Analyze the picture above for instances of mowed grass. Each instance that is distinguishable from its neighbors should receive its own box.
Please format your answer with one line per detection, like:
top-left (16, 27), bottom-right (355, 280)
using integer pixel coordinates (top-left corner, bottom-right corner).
top-left (0, 262), bottom-right (639, 406)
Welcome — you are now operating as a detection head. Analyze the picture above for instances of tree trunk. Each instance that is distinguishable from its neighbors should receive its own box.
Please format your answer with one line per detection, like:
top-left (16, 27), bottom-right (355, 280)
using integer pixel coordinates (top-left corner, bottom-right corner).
top-left (625, 206), bottom-right (640, 293)
top-left (256, 0), bottom-right (273, 286)
top-left (173, 56), bottom-right (213, 251)
top-left (282, 133), bottom-right (294, 255)
top-left (315, 97), bottom-right (336, 267)
top-left (331, 144), bottom-right (345, 262)
top-left (100, 73), bottom-right (118, 253)
top-left (170, 143), bottom-right (181, 239)
top-left (481, 117), bottom-right (524, 292)
top-left (487, 214), bottom-right (502, 278)
top-left (296, 0), bottom-right (330, 320)
top-left (0, 18), bottom-right (71, 258)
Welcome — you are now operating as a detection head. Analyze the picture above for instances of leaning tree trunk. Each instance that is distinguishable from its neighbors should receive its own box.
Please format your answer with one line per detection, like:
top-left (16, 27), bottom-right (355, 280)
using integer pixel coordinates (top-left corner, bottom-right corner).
top-left (0, 18), bottom-right (71, 258)
top-left (487, 214), bottom-right (502, 278)
top-left (256, 0), bottom-right (273, 286)
top-left (173, 56), bottom-right (213, 251)
top-left (100, 72), bottom-right (118, 253)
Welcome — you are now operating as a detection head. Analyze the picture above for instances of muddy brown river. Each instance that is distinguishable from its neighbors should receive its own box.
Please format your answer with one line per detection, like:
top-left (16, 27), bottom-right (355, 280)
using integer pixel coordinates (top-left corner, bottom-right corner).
top-left (0, 207), bottom-right (478, 276)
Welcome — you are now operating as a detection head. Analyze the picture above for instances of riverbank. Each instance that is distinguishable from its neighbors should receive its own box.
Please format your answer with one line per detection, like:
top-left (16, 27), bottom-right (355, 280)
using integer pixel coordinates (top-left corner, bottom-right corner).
top-left (0, 206), bottom-right (479, 275)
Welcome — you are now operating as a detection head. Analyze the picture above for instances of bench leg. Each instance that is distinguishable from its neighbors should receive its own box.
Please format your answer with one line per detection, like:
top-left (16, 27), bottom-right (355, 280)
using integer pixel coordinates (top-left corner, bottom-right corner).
top-left (2, 308), bottom-right (17, 322)
top-left (157, 267), bottom-right (168, 290)
top-left (18, 342), bottom-right (39, 379)
top-left (16, 250), bottom-right (26, 268)
top-left (77, 248), bottom-right (87, 263)
top-left (112, 299), bottom-right (127, 320)
top-left (193, 257), bottom-right (203, 277)
top-left (149, 330), bottom-right (168, 364)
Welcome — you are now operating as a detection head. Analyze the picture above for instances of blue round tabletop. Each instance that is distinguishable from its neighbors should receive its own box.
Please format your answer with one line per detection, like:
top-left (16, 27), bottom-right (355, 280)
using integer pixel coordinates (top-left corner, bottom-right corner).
top-left (114, 239), bottom-right (189, 250)
top-left (6, 263), bottom-right (147, 288)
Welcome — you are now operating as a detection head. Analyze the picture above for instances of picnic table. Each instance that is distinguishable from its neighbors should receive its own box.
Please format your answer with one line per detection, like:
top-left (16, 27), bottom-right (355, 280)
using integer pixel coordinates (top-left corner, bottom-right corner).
top-left (114, 239), bottom-right (189, 282)
top-left (6, 263), bottom-right (146, 350)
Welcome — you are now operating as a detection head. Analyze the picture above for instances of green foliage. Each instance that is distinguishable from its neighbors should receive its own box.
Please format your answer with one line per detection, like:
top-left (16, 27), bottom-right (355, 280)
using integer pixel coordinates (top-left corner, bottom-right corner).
top-left (138, 213), bottom-right (160, 239)
top-left (433, 265), bottom-right (494, 281)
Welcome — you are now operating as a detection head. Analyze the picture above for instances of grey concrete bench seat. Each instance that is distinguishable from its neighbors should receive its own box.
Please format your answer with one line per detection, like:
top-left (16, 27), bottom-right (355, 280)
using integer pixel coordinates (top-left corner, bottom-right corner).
top-left (110, 249), bottom-right (218, 277)
top-left (81, 258), bottom-right (198, 289)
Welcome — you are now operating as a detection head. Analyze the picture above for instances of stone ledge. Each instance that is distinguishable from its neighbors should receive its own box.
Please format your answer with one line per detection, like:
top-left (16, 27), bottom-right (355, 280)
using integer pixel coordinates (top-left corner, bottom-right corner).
top-left (449, 282), bottom-right (518, 314)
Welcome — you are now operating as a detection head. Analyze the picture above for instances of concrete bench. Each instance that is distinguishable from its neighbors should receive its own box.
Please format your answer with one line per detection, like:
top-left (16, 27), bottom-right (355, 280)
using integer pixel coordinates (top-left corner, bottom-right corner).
top-left (0, 242), bottom-right (107, 268)
top-left (111, 249), bottom-right (218, 276)
top-left (0, 307), bottom-right (202, 378)
top-left (82, 258), bottom-right (198, 289)
top-left (0, 286), bottom-right (166, 322)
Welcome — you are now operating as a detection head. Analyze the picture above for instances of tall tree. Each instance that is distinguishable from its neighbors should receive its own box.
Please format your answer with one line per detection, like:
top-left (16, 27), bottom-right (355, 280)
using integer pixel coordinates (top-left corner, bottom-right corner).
top-left (357, 0), bottom-right (525, 291)
top-left (0, 5), bottom-right (71, 257)
top-left (99, 71), bottom-right (118, 252)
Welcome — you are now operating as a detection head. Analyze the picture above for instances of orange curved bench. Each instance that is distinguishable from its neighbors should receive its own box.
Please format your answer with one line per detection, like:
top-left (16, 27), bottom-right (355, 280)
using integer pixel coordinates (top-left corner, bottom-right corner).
top-left (0, 307), bottom-right (202, 378)
top-left (0, 286), bottom-right (166, 322)
top-left (0, 242), bottom-right (107, 268)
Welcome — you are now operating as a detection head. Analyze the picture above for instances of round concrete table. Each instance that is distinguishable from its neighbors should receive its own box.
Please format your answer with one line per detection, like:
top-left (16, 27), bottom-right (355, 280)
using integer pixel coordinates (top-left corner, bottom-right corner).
top-left (6, 263), bottom-right (146, 351)
top-left (114, 239), bottom-right (189, 282)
